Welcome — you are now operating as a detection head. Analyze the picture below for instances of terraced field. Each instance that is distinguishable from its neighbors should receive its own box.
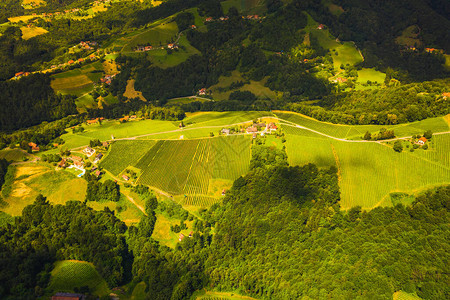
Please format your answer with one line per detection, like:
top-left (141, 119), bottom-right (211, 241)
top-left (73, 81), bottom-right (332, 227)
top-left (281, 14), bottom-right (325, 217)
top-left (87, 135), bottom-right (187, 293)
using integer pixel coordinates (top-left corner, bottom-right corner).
top-left (284, 124), bottom-right (450, 210)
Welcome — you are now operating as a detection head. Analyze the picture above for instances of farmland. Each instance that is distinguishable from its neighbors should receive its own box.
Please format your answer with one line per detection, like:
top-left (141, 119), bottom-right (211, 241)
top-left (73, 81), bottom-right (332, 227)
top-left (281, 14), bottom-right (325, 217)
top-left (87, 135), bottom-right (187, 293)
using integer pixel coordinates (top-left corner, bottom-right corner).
top-left (100, 136), bottom-right (251, 204)
top-left (0, 148), bottom-right (32, 162)
top-left (50, 62), bottom-right (104, 96)
top-left (283, 124), bottom-right (450, 210)
top-left (1, 164), bottom-right (87, 216)
top-left (275, 111), bottom-right (450, 139)
top-left (48, 260), bottom-right (109, 297)
top-left (100, 140), bottom-right (157, 176)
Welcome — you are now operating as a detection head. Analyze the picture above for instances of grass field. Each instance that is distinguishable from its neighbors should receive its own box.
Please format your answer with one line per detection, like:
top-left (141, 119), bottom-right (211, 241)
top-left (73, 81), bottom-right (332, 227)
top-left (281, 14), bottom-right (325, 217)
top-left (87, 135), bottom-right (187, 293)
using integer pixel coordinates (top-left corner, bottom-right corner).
top-left (284, 124), bottom-right (450, 210)
top-left (20, 26), bottom-right (48, 39)
top-left (357, 68), bottom-right (385, 85)
top-left (147, 35), bottom-right (201, 68)
top-left (210, 70), bottom-right (277, 100)
top-left (195, 290), bottom-right (259, 300)
top-left (122, 21), bottom-right (178, 52)
top-left (0, 148), bottom-right (31, 162)
top-left (393, 291), bottom-right (422, 300)
top-left (184, 111), bottom-right (272, 128)
top-left (1, 164), bottom-right (87, 216)
top-left (123, 79), bottom-right (147, 101)
top-left (275, 111), bottom-right (450, 139)
top-left (48, 260), bottom-right (109, 296)
top-left (8, 15), bottom-right (38, 23)
top-left (152, 211), bottom-right (194, 248)
top-left (55, 119), bottom-right (178, 151)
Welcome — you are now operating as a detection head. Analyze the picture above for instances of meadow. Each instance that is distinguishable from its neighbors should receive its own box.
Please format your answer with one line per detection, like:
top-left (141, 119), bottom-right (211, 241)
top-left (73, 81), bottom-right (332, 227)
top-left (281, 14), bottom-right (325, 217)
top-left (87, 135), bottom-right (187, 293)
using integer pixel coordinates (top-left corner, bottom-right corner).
top-left (284, 125), bottom-right (450, 210)
top-left (48, 260), bottom-right (109, 296)
top-left (184, 111), bottom-right (273, 127)
top-left (20, 26), bottom-right (48, 40)
top-left (55, 119), bottom-right (178, 151)
top-left (50, 62), bottom-right (104, 96)
top-left (121, 21), bottom-right (178, 52)
top-left (1, 164), bottom-right (87, 216)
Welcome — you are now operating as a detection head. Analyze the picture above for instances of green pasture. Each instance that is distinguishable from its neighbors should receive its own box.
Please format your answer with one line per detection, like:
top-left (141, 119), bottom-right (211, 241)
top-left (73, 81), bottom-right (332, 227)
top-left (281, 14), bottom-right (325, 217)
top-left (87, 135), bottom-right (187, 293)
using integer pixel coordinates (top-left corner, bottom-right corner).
top-left (275, 111), bottom-right (450, 139)
top-left (393, 290), bottom-right (422, 300)
top-left (166, 96), bottom-right (211, 106)
top-left (284, 125), bottom-right (450, 210)
top-left (147, 35), bottom-right (201, 68)
top-left (152, 210), bottom-right (194, 248)
top-left (210, 71), bottom-right (277, 100)
top-left (184, 111), bottom-right (272, 128)
top-left (221, 0), bottom-right (266, 14)
top-left (356, 68), bottom-right (385, 84)
top-left (122, 21), bottom-right (178, 52)
top-left (48, 260), bottom-right (109, 296)
top-left (331, 42), bottom-right (363, 69)
top-left (75, 93), bottom-right (97, 112)
top-left (57, 119), bottom-right (178, 150)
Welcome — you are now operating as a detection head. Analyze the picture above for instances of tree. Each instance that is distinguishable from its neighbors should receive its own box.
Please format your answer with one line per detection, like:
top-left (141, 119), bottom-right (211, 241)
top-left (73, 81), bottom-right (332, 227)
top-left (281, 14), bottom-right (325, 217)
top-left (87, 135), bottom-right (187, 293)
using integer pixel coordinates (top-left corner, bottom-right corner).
top-left (393, 141), bottom-right (403, 152)
top-left (364, 131), bottom-right (372, 140)
top-left (423, 130), bottom-right (433, 140)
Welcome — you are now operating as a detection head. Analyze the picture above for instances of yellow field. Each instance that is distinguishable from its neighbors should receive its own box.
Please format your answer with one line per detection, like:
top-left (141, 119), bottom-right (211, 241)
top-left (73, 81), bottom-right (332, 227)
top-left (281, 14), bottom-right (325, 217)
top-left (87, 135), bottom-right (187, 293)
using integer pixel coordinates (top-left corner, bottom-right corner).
top-left (22, 0), bottom-right (45, 6)
top-left (2, 164), bottom-right (87, 216)
top-left (102, 60), bottom-right (118, 74)
top-left (393, 291), bottom-right (422, 300)
top-left (123, 79), bottom-right (147, 101)
top-left (8, 15), bottom-right (38, 23)
top-left (20, 26), bottom-right (48, 40)
top-left (51, 75), bottom-right (92, 93)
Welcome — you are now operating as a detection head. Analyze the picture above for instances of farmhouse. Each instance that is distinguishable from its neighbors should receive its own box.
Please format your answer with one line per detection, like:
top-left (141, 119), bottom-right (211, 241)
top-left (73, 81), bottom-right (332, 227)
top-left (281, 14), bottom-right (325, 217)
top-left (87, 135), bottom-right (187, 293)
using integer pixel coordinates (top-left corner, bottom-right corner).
top-left (102, 141), bottom-right (109, 147)
top-left (95, 170), bottom-right (101, 177)
top-left (119, 115), bottom-right (129, 122)
top-left (267, 122), bottom-right (278, 131)
top-left (442, 92), bottom-right (450, 99)
top-left (179, 233), bottom-right (185, 241)
top-left (58, 159), bottom-right (67, 168)
top-left (246, 126), bottom-right (258, 133)
top-left (221, 128), bottom-right (230, 135)
top-left (67, 60), bottom-right (75, 65)
top-left (51, 292), bottom-right (85, 300)
top-left (71, 156), bottom-right (83, 163)
top-left (83, 146), bottom-right (95, 157)
top-left (205, 17), bottom-right (213, 22)
top-left (28, 142), bottom-right (40, 152)
top-left (317, 24), bottom-right (325, 30)
top-left (94, 153), bottom-right (103, 163)
top-left (191, 25), bottom-right (197, 29)
top-left (87, 118), bottom-right (99, 124)
top-left (416, 137), bottom-right (427, 145)
top-left (122, 174), bottom-right (129, 181)
top-left (73, 161), bottom-right (84, 169)
top-left (198, 88), bottom-right (207, 95)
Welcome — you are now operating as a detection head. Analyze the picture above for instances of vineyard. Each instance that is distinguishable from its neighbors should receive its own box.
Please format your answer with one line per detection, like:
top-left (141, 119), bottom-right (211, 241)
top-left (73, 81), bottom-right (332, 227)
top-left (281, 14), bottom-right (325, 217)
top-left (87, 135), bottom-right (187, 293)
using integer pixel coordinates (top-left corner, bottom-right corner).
top-left (283, 125), bottom-right (450, 210)
top-left (100, 136), bottom-right (251, 205)
top-left (100, 140), bottom-right (157, 176)
top-left (276, 111), bottom-right (449, 139)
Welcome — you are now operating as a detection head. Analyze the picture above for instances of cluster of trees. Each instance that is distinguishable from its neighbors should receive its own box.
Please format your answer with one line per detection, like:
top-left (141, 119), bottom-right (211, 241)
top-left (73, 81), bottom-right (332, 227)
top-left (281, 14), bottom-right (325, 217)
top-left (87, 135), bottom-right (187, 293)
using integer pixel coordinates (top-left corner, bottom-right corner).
top-left (287, 78), bottom-right (450, 125)
top-left (0, 159), bottom-right (9, 189)
top-left (0, 196), bottom-right (128, 298)
top-left (363, 128), bottom-right (395, 141)
top-left (0, 74), bottom-right (77, 132)
top-left (85, 176), bottom-right (120, 202)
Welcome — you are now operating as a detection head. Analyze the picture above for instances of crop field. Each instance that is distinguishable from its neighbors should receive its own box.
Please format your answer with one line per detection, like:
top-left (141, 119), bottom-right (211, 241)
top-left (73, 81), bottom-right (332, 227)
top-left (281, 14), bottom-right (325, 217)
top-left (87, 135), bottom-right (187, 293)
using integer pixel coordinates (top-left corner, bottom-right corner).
top-left (8, 15), bottom-right (38, 23)
top-left (100, 140), bottom-right (157, 176)
top-left (101, 136), bottom-right (251, 198)
top-left (123, 79), bottom-right (147, 101)
top-left (51, 63), bottom-right (104, 96)
top-left (393, 291), bottom-right (422, 300)
top-left (0, 148), bottom-right (31, 162)
top-left (284, 125), bottom-right (450, 210)
top-left (48, 260), bottom-right (109, 296)
top-left (276, 111), bottom-right (450, 139)
top-left (1, 164), bottom-right (87, 216)
top-left (20, 26), bottom-right (48, 40)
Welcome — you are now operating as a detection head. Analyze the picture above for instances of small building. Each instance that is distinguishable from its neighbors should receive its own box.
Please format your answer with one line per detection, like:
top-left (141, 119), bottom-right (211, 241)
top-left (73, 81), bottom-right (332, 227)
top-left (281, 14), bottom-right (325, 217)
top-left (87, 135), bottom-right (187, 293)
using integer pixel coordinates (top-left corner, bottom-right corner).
top-left (119, 115), bottom-right (129, 122)
top-left (221, 128), bottom-right (230, 135)
top-left (58, 159), bottom-right (66, 168)
top-left (191, 25), bottom-right (197, 29)
top-left (442, 92), bottom-right (450, 99)
top-left (130, 115), bottom-right (137, 120)
top-left (252, 133), bottom-right (257, 139)
top-left (122, 174), bottom-right (129, 181)
top-left (73, 161), bottom-right (84, 169)
top-left (189, 231), bottom-right (193, 237)
top-left (267, 122), bottom-right (278, 131)
top-left (51, 292), bottom-right (85, 300)
top-left (179, 233), bottom-right (185, 241)
top-left (71, 155), bottom-right (83, 163)
top-left (28, 142), bottom-right (40, 152)
top-left (416, 137), bottom-right (427, 145)
top-left (205, 17), bottom-right (213, 22)
top-left (198, 88), bottom-right (207, 95)
top-left (94, 153), bottom-right (103, 163)
top-left (221, 189), bottom-right (227, 196)
top-left (83, 146), bottom-right (95, 157)
top-left (67, 60), bottom-right (75, 64)
top-left (95, 170), bottom-right (101, 177)
top-left (102, 141), bottom-right (109, 147)
top-left (246, 126), bottom-right (258, 133)
top-left (28, 142), bottom-right (37, 148)
top-left (15, 72), bottom-right (24, 78)
top-left (87, 118), bottom-right (98, 125)
top-left (317, 24), bottom-right (325, 30)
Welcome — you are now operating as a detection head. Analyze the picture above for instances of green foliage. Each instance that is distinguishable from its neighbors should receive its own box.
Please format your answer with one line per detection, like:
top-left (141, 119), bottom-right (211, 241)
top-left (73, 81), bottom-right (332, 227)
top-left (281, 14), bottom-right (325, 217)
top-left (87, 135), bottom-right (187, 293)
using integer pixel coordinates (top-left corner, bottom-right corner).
top-left (423, 130), bottom-right (433, 140)
top-left (393, 141), bottom-right (403, 152)
top-left (0, 195), bottom-right (128, 298)
top-left (86, 179), bottom-right (120, 202)
top-left (175, 12), bottom-right (195, 31)
top-left (1, 165), bottom-right (16, 198)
